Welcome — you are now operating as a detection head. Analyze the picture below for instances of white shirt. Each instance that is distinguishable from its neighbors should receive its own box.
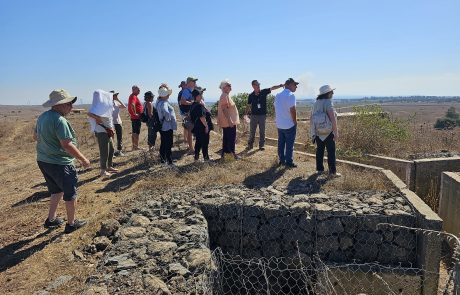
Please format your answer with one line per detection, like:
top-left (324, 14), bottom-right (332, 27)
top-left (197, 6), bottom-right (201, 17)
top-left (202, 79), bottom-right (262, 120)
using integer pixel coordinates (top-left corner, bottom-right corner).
top-left (112, 101), bottom-right (122, 125)
top-left (274, 88), bottom-right (296, 129)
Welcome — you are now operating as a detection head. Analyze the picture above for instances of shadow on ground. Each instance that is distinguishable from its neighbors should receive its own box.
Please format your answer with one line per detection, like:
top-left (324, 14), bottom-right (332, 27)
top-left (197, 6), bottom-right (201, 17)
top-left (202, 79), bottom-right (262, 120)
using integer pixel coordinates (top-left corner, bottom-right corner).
top-left (12, 191), bottom-right (49, 207)
top-left (95, 163), bottom-right (148, 193)
top-left (243, 164), bottom-right (286, 189)
top-left (286, 173), bottom-right (329, 195)
top-left (0, 229), bottom-right (63, 273)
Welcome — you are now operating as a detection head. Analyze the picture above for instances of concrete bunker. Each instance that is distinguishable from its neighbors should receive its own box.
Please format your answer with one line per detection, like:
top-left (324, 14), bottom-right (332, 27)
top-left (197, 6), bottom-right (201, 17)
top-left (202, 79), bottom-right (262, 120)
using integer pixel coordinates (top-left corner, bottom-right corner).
top-left (198, 188), bottom-right (436, 295)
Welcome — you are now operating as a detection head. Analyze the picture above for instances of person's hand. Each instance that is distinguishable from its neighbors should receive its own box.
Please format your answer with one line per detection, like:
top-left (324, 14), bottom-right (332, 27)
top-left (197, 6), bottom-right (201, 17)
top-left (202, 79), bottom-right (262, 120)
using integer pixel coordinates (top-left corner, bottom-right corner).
top-left (333, 132), bottom-right (339, 141)
top-left (80, 157), bottom-right (91, 169)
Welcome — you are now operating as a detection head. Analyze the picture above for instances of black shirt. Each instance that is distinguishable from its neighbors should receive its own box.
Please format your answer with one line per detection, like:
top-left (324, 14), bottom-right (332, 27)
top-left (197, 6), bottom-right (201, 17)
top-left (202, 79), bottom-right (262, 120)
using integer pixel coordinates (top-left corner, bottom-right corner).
top-left (248, 88), bottom-right (271, 115)
top-left (190, 102), bottom-right (206, 131)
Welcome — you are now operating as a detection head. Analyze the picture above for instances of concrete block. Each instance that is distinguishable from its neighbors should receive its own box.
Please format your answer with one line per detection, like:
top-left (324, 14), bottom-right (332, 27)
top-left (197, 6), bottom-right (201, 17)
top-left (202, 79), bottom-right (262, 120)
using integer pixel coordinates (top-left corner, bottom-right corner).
top-left (438, 172), bottom-right (460, 237)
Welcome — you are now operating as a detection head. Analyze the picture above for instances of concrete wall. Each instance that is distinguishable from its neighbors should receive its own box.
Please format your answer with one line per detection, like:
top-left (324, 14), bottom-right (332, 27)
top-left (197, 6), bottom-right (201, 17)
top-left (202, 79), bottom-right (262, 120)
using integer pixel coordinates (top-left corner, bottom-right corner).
top-left (366, 154), bottom-right (414, 187)
top-left (438, 172), bottom-right (460, 237)
top-left (413, 157), bottom-right (460, 204)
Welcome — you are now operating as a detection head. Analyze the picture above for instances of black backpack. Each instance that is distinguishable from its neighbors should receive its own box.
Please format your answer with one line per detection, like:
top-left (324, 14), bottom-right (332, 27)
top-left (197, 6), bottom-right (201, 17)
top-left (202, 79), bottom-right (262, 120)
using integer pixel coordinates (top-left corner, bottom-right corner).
top-left (140, 102), bottom-right (149, 123)
top-left (151, 101), bottom-right (164, 132)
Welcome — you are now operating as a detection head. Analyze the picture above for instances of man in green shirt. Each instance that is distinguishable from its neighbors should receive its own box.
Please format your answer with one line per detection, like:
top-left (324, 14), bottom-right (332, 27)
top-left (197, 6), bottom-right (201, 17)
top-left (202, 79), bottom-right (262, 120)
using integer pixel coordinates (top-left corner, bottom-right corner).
top-left (35, 89), bottom-right (90, 234)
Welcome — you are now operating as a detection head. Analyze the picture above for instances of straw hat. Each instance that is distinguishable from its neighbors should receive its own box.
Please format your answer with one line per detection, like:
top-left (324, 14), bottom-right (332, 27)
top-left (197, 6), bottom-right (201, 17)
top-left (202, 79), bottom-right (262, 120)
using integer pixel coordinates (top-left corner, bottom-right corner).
top-left (42, 89), bottom-right (77, 107)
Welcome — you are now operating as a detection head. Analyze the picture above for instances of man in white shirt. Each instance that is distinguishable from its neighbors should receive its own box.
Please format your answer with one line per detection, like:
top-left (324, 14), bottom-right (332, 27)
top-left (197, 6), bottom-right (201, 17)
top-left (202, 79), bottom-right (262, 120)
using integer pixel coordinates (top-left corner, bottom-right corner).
top-left (274, 78), bottom-right (298, 168)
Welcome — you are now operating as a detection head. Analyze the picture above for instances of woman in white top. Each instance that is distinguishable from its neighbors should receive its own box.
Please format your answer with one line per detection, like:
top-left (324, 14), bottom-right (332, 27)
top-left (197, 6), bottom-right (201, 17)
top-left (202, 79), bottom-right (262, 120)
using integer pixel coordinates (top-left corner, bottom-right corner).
top-left (88, 90), bottom-right (118, 177)
top-left (310, 85), bottom-right (340, 177)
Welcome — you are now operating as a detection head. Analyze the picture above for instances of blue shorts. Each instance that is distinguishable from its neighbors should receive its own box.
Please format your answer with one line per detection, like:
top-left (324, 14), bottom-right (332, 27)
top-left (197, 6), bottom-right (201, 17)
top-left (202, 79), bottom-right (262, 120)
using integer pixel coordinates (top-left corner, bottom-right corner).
top-left (37, 161), bottom-right (78, 201)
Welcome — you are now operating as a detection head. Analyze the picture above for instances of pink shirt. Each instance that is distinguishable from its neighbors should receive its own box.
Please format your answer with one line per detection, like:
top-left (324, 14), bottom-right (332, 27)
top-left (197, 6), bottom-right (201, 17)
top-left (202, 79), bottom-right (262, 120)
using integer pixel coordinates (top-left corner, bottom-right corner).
top-left (217, 94), bottom-right (240, 128)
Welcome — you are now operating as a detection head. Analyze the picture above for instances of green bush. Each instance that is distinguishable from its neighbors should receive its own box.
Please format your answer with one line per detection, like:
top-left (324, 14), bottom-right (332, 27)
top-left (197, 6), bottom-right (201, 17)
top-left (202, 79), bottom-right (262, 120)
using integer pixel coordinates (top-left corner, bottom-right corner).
top-left (210, 92), bottom-right (275, 118)
top-left (339, 105), bottom-right (410, 155)
top-left (434, 107), bottom-right (459, 129)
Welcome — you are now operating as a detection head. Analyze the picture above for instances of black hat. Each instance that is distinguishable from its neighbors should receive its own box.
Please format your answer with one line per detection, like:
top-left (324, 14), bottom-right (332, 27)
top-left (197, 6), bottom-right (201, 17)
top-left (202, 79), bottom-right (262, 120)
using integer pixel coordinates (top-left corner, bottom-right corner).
top-left (144, 91), bottom-right (155, 98)
top-left (285, 78), bottom-right (299, 85)
top-left (192, 87), bottom-right (206, 98)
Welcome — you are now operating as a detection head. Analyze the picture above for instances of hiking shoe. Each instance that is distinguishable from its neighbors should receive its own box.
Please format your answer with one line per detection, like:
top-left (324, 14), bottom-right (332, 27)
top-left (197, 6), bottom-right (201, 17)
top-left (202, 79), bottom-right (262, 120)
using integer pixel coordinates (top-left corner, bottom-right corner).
top-left (64, 219), bottom-right (87, 234)
top-left (285, 163), bottom-right (298, 168)
top-left (328, 172), bottom-right (342, 178)
top-left (259, 147), bottom-right (265, 151)
top-left (44, 217), bottom-right (64, 228)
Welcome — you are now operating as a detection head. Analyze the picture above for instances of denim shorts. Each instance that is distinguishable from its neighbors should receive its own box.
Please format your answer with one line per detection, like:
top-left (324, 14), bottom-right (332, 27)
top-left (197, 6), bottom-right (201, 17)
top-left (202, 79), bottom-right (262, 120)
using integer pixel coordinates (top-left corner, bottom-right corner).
top-left (37, 161), bottom-right (78, 201)
top-left (131, 119), bottom-right (141, 134)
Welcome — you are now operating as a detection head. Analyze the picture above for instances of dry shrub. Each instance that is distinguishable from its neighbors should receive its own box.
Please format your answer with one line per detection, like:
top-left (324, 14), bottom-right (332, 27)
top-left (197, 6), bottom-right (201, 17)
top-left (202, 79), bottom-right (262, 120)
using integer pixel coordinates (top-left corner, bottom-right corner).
top-left (339, 105), bottom-right (410, 158)
top-left (323, 166), bottom-right (391, 192)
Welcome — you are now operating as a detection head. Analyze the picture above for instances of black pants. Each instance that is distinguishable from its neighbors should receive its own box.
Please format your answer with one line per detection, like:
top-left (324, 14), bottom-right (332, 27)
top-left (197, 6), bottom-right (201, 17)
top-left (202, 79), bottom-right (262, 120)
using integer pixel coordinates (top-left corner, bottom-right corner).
top-left (159, 129), bottom-right (173, 164)
top-left (114, 123), bottom-right (123, 151)
top-left (222, 126), bottom-right (236, 155)
top-left (315, 132), bottom-right (336, 174)
top-left (147, 121), bottom-right (157, 147)
top-left (194, 127), bottom-right (210, 160)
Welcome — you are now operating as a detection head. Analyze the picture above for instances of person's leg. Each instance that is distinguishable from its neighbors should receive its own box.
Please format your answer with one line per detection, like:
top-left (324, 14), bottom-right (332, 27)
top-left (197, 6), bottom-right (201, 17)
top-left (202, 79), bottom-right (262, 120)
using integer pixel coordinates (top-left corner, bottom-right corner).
top-left (48, 192), bottom-right (63, 221)
top-left (187, 128), bottom-right (193, 151)
top-left (230, 126), bottom-right (237, 155)
top-left (166, 130), bottom-right (174, 163)
top-left (147, 125), bottom-right (154, 149)
top-left (114, 124), bottom-right (123, 151)
top-left (108, 138), bottom-right (114, 169)
top-left (259, 115), bottom-right (266, 149)
top-left (131, 120), bottom-right (141, 149)
top-left (65, 199), bottom-right (76, 225)
top-left (222, 127), bottom-right (229, 155)
top-left (325, 133), bottom-right (337, 174)
top-left (277, 128), bottom-right (286, 164)
top-left (194, 130), bottom-right (202, 160)
top-left (159, 130), bottom-right (166, 162)
top-left (96, 132), bottom-right (109, 171)
top-left (285, 125), bottom-right (297, 165)
top-left (316, 136), bottom-right (326, 172)
top-left (203, 131), bottom-right (210, 159)
top-left (248, 115), bottom-right (257, 149)
top-left (62, 164), bottom-right (82, 227)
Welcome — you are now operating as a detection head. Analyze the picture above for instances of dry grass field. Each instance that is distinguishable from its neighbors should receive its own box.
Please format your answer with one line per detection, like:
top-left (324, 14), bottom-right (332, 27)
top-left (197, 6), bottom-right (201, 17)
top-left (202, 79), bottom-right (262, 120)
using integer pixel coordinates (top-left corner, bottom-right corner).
top-left (0, 104), bottom-right (394, 294)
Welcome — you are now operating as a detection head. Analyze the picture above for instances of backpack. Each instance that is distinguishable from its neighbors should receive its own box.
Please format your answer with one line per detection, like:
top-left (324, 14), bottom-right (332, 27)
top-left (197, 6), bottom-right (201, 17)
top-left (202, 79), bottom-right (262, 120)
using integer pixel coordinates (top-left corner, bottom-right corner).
top-left (312, 110), bottom-right (332, 136)
top-left (140, 102), bottom-right (149, 123)
top-left (150, 107), bottom-right (163, 132)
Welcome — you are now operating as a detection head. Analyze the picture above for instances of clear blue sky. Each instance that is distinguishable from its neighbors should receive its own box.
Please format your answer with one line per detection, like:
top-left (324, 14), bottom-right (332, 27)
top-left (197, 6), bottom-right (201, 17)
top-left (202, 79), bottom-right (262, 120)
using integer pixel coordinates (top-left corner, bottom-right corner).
top-left (1, 0), bottom-right (459, 104)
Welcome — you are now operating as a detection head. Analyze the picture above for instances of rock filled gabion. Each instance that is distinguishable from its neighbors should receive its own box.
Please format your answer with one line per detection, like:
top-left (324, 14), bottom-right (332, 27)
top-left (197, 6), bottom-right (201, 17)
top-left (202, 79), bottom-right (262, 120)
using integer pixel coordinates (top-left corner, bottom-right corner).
top-left (83, 185), bottom-right (417, 295)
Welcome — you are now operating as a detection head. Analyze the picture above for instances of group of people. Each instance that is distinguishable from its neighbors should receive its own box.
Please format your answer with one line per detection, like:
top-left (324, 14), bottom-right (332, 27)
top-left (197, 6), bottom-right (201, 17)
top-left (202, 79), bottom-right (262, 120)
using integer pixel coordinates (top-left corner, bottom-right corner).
top-left (33, 77), bottom-right (339, 233)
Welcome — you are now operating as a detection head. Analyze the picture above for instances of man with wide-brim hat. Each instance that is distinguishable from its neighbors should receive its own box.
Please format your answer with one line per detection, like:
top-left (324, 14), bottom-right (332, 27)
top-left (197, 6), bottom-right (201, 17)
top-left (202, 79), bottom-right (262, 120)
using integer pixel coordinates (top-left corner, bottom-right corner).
top-left (34, 89), bottom-right (90, 234)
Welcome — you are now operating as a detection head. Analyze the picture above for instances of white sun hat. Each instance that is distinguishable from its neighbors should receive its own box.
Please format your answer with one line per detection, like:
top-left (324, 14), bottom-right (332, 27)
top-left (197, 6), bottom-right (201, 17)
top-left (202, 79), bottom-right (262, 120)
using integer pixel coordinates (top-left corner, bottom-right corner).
top-left (42, 89), bottom-right (77, 107)
top-left (318, 85), bottom-right (336, 95)
top-left (158, 86), bottom-right (173, 98)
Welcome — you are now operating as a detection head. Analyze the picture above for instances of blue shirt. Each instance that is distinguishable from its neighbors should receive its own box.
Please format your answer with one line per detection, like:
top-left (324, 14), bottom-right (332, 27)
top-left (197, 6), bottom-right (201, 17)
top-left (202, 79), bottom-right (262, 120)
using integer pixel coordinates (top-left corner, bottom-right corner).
top-left (180, 88), bottom-right (193, 115)
top-left (156, 99), bottom-right (177, 131)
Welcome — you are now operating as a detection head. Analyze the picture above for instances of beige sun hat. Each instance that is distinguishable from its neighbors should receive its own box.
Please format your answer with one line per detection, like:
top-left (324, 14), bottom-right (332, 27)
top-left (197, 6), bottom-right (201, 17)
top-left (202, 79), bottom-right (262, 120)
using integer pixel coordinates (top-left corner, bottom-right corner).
top-left (318, 85), bottom-right (336, 95)
top-left (42, 89), bottom-right (77, 107)
top-left (158, 86), bottom-right (173, 98)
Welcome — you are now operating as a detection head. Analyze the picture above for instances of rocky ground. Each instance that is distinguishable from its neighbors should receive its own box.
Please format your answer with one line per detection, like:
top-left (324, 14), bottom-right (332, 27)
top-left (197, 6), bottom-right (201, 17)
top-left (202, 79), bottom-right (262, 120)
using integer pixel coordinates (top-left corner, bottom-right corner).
top-left (79, 185), bottom-right (415, 295)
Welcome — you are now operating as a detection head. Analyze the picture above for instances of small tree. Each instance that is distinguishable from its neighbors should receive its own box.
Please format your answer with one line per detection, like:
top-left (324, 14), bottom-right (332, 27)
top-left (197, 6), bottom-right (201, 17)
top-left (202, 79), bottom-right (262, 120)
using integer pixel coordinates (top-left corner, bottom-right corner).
top-left (209, 92), bottom-right (275, 118)
top-left (446, 106), bottom-right (459, 120)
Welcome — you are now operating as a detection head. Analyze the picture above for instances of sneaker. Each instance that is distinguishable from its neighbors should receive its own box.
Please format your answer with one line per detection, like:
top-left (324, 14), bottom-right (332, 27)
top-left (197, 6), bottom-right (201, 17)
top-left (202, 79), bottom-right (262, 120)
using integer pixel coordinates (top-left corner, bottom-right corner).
top-left (278, 161), bottom-right (285, 167)
top-left (285, 163), bottom-right (298, 168)
top-left (259, 147), bottom-right (265, 151)
top-left (64, 219), bottom-right (87, 234)
top-left (316, 170), bottom-right (324, 175)
top-left (329, 172), bottom-right (342, 178)
top-left (117, 151), bottom-right (125, 157)
top-left (44, 217), bottom-right (64, 228)
top-left (247, 145), bottom-right (253, 151)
